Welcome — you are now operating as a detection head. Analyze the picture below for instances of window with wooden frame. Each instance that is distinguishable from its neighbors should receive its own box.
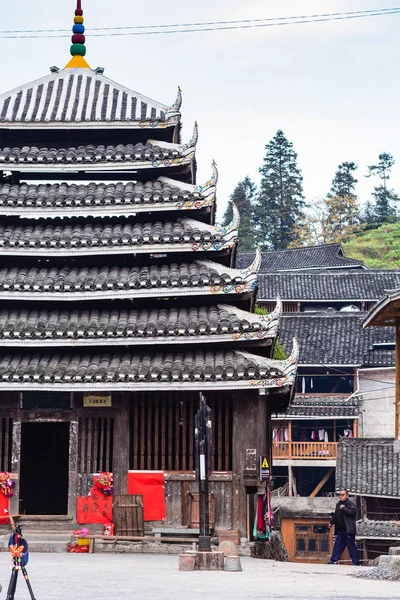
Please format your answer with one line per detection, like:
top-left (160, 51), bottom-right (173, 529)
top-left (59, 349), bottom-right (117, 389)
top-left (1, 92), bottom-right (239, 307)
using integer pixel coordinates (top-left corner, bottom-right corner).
top-left (129, 392), bottom-right (232, 472)
top-left (78, 417), bottom-right (114, 474)
top-left (295, 523), bottom-right (330, 558)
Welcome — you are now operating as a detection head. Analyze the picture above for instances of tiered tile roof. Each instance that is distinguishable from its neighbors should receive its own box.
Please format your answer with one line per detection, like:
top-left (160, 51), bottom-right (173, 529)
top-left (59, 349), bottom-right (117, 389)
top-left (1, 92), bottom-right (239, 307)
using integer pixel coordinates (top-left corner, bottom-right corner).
top-left (0, 55), bottom-right (297, 392)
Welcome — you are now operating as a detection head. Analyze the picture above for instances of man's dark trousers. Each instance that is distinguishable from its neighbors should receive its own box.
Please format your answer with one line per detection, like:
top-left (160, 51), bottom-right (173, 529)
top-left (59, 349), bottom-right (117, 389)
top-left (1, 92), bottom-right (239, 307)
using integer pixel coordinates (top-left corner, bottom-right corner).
top-left (331, 531), bottom-right (359, 564)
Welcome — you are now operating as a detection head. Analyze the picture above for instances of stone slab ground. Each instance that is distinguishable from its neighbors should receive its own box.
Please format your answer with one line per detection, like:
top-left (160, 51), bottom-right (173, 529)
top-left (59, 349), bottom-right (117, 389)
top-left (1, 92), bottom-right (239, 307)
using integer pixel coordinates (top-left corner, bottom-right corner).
top-left (0, 553), bottom-right (399, 599)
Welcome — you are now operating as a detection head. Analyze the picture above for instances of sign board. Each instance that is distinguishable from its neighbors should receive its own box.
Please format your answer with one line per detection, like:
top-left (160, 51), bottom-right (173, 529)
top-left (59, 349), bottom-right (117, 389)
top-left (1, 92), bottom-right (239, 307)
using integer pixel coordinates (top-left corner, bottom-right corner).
top-left (260, 456), bottom-right (270, 482)
top-left (83, 393), bottom-right (112, 408)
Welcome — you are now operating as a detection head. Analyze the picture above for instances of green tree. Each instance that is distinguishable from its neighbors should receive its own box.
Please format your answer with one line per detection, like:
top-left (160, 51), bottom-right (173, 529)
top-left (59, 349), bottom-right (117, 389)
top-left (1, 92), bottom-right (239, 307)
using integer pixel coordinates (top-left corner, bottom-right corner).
top-left (327, 162), bottom-right (358, 198)
top-left (254, 130), bottom-right (305, 250)
top-left (366, 152), bottom-right (398, 225)
top-left (222, 176), bottom-right (257, 251)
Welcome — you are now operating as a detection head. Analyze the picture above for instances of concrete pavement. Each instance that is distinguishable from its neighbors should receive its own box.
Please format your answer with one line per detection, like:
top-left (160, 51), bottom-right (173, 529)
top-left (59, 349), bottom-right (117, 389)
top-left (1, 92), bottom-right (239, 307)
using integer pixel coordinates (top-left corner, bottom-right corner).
top-left (0, 553), bottom-right (399, 599)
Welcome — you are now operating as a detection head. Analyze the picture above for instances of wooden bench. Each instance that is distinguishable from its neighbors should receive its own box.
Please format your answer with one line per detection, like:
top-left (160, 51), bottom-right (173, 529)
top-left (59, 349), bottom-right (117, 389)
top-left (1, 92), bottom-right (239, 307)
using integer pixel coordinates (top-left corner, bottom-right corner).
top-left (152, 527), bottom-right (199, 543)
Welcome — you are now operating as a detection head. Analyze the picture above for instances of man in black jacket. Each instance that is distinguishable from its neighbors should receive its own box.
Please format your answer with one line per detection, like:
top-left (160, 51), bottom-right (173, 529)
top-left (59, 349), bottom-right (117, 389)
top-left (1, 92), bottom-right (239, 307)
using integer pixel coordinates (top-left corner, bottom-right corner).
top-left (328, 489), bottom-right (359, 565)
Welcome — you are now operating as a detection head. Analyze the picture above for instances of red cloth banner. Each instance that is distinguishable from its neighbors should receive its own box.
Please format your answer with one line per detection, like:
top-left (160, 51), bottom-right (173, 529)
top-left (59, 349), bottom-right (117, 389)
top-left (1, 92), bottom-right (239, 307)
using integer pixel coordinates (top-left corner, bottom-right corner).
top-left (76, 488), bottom-right (112, 524)
top-left (0, 493), bottom-right (9, 525)
top-left (128, 472), bottom-right (165, 521)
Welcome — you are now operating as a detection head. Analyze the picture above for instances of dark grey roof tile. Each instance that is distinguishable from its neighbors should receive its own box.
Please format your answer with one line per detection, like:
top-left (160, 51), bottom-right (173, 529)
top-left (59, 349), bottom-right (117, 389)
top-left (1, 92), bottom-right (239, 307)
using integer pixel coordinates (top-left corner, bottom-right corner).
top-left (279, 313), bottom-right (395, 366)
top-left (237, 244), bottom-right (363, 271)
top-left (356, 520), bottom-right (400, 538)
top-left (258, 271), bottom-right (400, 301)
top-left (0, 70), bottom-right (172, 126)
top-left (336, 438), bottom-right (400, 498)
top-left (0, 259), bottom-right (257, 298)
top-left (0, 349), bottom-right (288, 386)
top-left (0, 304), bottom-right (279, 345)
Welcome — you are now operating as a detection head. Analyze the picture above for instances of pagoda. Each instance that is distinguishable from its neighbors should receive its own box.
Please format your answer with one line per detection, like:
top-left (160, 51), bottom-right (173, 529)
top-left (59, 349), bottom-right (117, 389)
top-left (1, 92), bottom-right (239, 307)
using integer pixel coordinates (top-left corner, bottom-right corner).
top-left (0, 2), bottom-right (297, 537)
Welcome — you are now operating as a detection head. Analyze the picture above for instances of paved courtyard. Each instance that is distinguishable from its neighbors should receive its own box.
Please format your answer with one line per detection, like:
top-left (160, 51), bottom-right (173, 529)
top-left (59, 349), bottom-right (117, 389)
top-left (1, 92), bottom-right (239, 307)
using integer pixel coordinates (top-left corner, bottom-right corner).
top-left (0, 553), bottom-right (398, 600)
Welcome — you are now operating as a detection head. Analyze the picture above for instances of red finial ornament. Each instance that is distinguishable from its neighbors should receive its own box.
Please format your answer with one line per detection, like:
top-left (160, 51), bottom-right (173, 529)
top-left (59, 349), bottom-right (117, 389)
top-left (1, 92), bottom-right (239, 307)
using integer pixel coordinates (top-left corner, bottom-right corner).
top-left (75, 0), bottom-right (83, 17)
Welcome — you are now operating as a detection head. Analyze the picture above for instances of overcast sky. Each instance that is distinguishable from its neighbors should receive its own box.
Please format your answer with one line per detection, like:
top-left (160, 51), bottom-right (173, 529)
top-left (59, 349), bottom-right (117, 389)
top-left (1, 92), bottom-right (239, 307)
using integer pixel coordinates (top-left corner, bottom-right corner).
top-left (1, 0), bottom-right (399, 219)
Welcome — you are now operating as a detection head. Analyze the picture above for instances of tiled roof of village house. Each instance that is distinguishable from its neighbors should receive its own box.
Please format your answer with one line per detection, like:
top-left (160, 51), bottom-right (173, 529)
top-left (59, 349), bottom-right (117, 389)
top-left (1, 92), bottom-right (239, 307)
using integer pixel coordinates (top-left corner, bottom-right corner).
top-left (0, 345), bottom-right (298, 392)
top-left (0, 212), bottom-right (239, 256)
top-left (0, 133), bottom-right (197, 172)
top-left (236, 244), bottom-right (364, 271)
top-left (0, 69), bottom-right (181, 128)
top-left (0, 302), bottom-right (281, 347)
top-left (258, 270), bottom-right (400, 301)
top-left (272, 395), bottom-right (360, 419)
top-left (336, 438), bottom-right (400, 498)
top-left (363, 347), bottom-right (396, 368)
top-left (279, 313), bottom-right (395, 366)
top-left (356, 520), bottom-right (400, 539)
top-left (0, 169), bottom-right (217, 218)
top-left (0, 254), bottom-right (260, 300)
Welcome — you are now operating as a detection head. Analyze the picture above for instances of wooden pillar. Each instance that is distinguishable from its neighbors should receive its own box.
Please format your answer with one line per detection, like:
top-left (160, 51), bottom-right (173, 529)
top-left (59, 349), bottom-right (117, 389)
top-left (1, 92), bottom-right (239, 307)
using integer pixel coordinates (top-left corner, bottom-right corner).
top-left (113, 393), bottom-right (130, 496)
top-left (232, 392), bottom-right (257, 537)
top-left (9, 420), bottom-right (21, 517)
top-left (396, 322), bottom-right (400, 440)
top-left (67, 420), bottom-right (79, 520)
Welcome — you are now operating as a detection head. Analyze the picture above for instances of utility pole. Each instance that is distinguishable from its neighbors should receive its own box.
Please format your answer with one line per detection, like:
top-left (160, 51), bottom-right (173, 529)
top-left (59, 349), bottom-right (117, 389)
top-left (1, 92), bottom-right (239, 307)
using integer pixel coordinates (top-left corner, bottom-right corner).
top-left (195, 393), bottom-right (212, 551)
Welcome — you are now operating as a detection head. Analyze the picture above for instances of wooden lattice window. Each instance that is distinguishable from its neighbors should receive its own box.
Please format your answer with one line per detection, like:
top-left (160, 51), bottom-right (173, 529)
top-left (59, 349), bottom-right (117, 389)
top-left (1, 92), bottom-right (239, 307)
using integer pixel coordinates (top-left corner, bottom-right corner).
top-left (0, 418), bottom-right (12, 472)
top-left (78, 417), bottom-right (114, 474)
top-left (295, 523), bottom-right (330, 558)
top-left (129, 393), bottom-right (232, 472)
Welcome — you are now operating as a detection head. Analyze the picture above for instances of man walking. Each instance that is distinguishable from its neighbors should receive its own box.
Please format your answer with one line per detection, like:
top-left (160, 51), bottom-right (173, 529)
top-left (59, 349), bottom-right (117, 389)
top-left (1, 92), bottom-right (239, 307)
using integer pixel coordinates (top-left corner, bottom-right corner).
top-left (328, 488), bottom-right (360, 565)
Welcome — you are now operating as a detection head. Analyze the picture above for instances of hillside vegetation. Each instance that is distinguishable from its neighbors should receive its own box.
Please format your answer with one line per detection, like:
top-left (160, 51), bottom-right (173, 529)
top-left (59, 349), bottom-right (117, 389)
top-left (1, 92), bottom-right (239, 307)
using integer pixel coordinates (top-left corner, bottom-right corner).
top-left (343, 222), bottom-right (400, 269)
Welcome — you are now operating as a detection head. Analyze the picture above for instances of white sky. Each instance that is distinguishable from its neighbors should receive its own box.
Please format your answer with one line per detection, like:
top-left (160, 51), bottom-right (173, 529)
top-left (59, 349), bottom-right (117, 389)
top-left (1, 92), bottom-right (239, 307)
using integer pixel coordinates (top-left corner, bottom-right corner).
top-left (1, 0), bottom-right (399, 219)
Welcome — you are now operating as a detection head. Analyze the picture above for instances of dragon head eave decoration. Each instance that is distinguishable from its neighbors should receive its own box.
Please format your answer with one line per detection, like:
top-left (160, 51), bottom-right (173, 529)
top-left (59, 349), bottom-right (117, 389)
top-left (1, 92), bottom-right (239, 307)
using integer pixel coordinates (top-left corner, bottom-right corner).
top-left (239, 245), bottom-right (262, 280)
top-left (216, 203), bottom-right (240, 239)
top-left (165, 86), bottom-right (182, 121)
top-left (194, 160), bottom-right (218, 197)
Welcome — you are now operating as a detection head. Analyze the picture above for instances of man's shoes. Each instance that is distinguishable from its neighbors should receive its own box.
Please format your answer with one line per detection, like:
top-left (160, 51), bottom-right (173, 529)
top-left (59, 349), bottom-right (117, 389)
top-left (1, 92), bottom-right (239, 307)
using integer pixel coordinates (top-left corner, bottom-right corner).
top-left (352, 563), bottom-right (360, 566)
top-left (327, 560), bottom-right (338, 564)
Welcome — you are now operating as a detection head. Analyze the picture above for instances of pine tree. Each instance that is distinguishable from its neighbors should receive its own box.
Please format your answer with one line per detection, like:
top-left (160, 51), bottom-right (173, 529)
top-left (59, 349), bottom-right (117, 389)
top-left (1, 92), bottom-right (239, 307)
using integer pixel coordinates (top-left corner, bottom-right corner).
top-left (222, 176), bottom-right (257, 252)
top-left (366, 152), bottom-right (398, 225)
top-left (327, 162), bottom-right (358, 198)
top-left (254, 130), bottom-right (305, 250)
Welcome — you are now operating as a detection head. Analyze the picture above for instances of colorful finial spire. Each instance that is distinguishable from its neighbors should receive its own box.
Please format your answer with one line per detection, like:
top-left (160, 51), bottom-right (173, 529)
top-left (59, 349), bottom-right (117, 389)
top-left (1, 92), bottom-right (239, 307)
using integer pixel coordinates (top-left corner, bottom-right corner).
top-left (65, 0), bottom-right (90, 69)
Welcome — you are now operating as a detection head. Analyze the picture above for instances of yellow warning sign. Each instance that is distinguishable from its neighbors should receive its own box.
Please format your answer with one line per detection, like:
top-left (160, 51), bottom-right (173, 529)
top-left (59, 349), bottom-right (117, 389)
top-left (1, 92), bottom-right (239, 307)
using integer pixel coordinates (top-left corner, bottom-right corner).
top-left (261, 457), bottom-right (269, 469)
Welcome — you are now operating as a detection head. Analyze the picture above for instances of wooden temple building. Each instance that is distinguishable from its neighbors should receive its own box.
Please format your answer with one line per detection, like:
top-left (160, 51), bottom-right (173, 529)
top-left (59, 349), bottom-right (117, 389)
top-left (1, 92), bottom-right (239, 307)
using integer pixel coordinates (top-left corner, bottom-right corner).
top-left (0, 2), bottom-right (298, 538)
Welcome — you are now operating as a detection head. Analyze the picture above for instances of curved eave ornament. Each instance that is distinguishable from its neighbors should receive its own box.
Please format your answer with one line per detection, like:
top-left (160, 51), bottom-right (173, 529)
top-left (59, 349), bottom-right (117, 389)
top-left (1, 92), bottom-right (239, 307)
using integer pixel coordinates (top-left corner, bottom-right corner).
top-left (240, 245), bottom-right (262, 280)
top-left (179, 122), bottom-right (198, 157)
top-left (218, 297), bottom-right (281, 342)
top-left (165, 86), bottom-right (182, 121)
top-left (194, 160), bottom-right (218, 198)
top-left (248, 337), bottom-right (299, 389)
top-left (190, 206), bottom-right (239, 252)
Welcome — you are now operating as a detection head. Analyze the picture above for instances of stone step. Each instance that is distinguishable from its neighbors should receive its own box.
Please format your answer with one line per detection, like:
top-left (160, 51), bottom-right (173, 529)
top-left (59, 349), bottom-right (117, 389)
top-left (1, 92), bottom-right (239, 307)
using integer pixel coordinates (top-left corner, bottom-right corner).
top-left (389, 546), bottom-right (400, 556)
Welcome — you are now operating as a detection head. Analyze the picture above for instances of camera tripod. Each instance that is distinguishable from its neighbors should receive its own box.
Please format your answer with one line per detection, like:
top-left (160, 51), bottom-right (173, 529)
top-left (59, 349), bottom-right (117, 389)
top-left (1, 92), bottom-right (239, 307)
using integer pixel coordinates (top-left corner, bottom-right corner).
top-left (6, 527), bottom-right (37, 600)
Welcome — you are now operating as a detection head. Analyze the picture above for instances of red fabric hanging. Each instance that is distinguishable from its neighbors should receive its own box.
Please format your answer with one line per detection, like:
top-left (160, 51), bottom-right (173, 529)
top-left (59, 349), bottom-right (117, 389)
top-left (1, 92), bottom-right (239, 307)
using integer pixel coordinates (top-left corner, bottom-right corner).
top-left (76, 488), bottom-right (112, 524)
top-left (128, 472), bottom-right (165, 521)
top-left (0, 493), bottom-right (9, 525)
top-left (257, 495), bottom-right (266, 534)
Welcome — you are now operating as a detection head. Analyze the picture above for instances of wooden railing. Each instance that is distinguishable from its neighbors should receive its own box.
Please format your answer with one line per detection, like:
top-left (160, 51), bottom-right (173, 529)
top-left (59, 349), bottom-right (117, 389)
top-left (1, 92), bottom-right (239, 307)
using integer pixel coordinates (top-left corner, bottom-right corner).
top-left (272, 441), bottom-right (337, 460)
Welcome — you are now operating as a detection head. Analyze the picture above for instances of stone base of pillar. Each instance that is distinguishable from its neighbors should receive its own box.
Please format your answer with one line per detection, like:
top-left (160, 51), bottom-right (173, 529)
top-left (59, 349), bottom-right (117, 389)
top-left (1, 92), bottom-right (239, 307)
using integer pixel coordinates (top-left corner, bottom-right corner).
top-left (195, 550), bottom-right (224, 571)
top-left (224, 555), bottom-right (242, 571)
top-left (179, 553), bottom-right (196, 571)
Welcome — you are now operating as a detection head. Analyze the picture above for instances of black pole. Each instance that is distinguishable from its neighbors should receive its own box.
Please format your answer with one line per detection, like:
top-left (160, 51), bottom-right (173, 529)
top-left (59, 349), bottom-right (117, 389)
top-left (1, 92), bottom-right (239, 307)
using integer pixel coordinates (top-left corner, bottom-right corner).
top-left (196, 392), bottom-right (212, 552)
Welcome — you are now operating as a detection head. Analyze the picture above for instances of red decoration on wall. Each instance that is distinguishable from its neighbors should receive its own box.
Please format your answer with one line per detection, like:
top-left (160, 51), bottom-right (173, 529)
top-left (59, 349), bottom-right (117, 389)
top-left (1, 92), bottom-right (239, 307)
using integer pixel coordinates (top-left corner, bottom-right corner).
top-left (76, 489), bottom-right (112, 524)
top-left (128, 472), bottom-right (165, 521)
top-left (0, 493), bottom-right (9, 525)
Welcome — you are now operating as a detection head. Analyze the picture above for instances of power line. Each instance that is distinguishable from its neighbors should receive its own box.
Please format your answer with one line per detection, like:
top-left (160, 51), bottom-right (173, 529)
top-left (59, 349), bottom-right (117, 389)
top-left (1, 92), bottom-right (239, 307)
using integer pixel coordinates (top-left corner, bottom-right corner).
top-left (0, 7), bottom-right (399, 39)
top-left (0, 7), bottom-right (397, 34)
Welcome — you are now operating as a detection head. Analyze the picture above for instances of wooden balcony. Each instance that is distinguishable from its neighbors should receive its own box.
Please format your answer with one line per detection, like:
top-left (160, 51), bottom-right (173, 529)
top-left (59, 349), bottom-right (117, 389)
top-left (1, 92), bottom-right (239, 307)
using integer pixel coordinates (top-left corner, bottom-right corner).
top-left (272, 441), bottom-right (338, 460)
